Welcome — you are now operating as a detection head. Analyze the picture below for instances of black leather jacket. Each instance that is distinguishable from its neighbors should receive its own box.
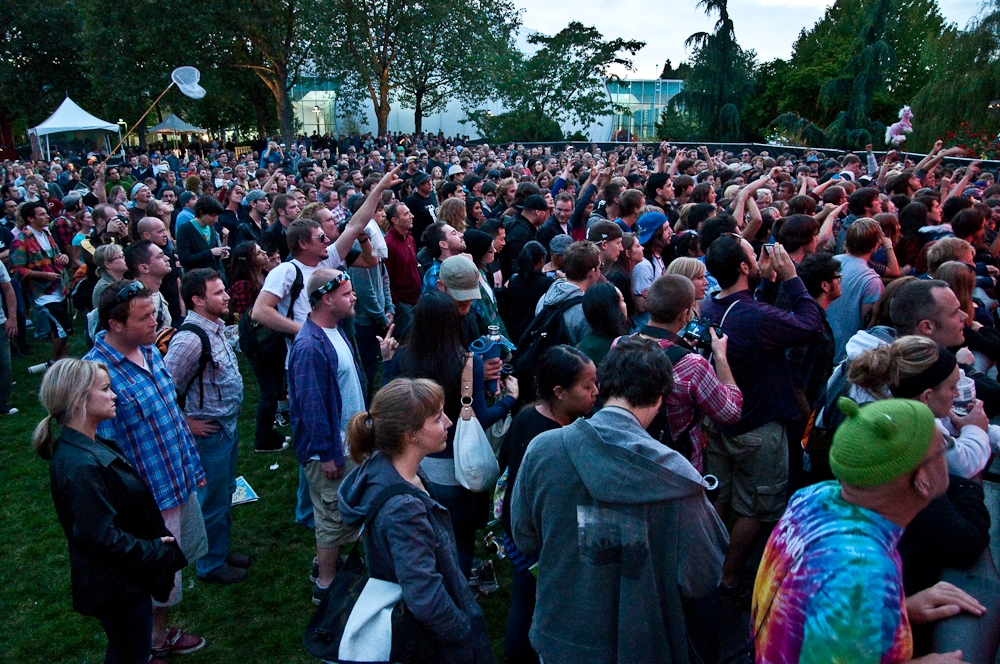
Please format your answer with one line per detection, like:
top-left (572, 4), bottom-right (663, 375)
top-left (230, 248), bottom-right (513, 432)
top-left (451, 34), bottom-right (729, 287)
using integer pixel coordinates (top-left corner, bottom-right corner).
top-left (48, 428), bottom-right (187, 616)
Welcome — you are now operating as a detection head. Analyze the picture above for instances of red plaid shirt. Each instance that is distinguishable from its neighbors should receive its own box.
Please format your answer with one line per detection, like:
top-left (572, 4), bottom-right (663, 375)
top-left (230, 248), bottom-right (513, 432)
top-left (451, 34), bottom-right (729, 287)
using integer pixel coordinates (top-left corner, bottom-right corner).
top-left (51, 214), bottom-right (76, 253)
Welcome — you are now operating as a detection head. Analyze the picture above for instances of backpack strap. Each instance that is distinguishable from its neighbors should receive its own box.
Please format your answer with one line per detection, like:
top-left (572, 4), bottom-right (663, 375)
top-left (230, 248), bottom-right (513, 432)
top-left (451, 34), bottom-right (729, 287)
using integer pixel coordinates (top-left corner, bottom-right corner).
top-left (176, 323), bottom-right (212, 410)
top-left (286, 263), bottom-right (304, 321)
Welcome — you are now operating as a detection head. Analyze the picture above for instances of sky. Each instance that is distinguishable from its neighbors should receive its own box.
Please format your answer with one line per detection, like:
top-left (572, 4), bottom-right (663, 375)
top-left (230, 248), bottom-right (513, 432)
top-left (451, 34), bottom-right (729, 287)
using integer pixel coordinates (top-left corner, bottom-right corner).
top-left (511, 0), bottom-right (982, 79)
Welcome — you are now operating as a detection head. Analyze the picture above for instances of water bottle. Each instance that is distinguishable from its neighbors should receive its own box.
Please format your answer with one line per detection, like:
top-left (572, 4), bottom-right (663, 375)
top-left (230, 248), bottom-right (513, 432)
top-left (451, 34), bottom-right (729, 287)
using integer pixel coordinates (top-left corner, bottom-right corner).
top-left (953, 370), bottom-right (976, 416)
top-left (469, 325), bottom-right (515, 394)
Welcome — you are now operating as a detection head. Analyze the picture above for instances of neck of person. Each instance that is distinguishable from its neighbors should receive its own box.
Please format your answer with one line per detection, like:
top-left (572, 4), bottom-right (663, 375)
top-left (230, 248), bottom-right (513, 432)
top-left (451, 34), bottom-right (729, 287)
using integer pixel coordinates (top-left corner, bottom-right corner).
top-left (66, 415), bottom-right (100, 441)
top-left (601, 397), bottom-right (661, 430)
top-left (137, 273), bottom-right (162, 294)
top-left (718, 275), bottom-right (749, 299)
top-left (195, 216), bottom-right (212, 228)
top-left (816, 293), bottom-right (833, 310)
top-left (839, 482), bottom-right (923, 529)
top-left (392, 223), bottom-right (409, 239)
top-left (647, 315), bottom-right (685, 335)
top-left (536, 400), bottom-right (575, 426)
top-left (250, 210), bottom-right (263, 225)
top-left (788, 248), bottom-right (807, 264)
top-left (191, 306), bottom-right (220, 324)
top-left (103, 331), bottom-right (145, 367)
top-left (391, 445), bottom-right (426, 490)
top-left (311, 308), bottom-right (342, 330)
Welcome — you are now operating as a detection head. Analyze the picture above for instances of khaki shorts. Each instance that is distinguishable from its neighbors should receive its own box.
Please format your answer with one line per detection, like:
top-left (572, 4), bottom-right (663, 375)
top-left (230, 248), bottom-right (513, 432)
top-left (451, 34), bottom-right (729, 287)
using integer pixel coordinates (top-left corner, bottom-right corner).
top-left (153, 492), bottom-right (208, 607)
top-left (304, 458), bottom-right (359, 549)
top-left (705, 421), bottom-right (788, 522)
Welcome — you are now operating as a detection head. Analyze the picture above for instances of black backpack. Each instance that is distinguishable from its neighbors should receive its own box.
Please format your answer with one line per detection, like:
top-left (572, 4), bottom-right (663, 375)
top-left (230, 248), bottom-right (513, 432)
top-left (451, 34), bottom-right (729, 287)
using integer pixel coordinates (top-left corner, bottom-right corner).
top-left (511, 295), bottom-right (583, 376)
top-left (644, 341), bottom-right (699, 456)
top-left (238, 263), bottom-right (303, 361)
top-left (160, 323), bottom-right (213, 410)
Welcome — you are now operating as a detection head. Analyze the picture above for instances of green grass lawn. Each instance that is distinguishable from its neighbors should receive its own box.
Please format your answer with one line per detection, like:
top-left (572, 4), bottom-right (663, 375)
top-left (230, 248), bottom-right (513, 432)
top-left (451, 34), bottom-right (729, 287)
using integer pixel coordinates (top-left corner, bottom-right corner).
top-left (0, 328), bottom-right (512, 662)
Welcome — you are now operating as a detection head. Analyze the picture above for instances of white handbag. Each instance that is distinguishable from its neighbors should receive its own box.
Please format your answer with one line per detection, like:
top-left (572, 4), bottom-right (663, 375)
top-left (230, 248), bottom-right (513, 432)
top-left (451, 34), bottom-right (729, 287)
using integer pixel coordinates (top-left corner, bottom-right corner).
top-left (453, 354), bottom-right (502, 492)
top-left (338, 578), bottom-right (401, 662)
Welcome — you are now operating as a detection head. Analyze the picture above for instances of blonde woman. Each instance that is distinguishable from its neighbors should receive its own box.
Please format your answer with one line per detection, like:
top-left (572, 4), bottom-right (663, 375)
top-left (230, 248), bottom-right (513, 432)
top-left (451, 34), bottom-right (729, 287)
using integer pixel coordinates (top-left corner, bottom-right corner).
top-left (91, 244), bottom-right (128, 308)
top-left (666, 256), bottom-right (709, 316)
top-left (437, 197), bottom-right (468, 234)
top-left (34, 359), bottom-right (187, 664)
top-left (936, 260), bottom-right (1000, 371)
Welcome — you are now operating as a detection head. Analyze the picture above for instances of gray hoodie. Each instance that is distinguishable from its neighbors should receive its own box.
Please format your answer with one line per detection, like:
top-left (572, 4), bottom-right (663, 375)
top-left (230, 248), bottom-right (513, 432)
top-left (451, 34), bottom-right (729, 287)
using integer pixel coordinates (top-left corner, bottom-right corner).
top-left (339, 452), bottom-right (493, 664)
top-left (511, 406), bottom-right (728, 664)
top-left (534, 278), bottom-right (592, 345)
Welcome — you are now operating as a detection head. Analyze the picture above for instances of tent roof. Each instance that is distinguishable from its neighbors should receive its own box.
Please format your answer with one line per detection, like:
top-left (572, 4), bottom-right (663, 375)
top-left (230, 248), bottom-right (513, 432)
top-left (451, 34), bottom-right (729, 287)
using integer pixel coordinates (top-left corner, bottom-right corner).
top-left (31, 97), bottom-right (119, 136)
top-left (147, 113), bottom-right (206, 135)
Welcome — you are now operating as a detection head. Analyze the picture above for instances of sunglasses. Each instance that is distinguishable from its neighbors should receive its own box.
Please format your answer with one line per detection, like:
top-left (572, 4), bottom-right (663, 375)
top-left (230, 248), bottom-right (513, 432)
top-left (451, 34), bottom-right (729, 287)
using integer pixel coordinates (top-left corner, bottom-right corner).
top-left (308, 273), bottom-right (351, 306)
top-left (111, 281), bottom-right (145, 306)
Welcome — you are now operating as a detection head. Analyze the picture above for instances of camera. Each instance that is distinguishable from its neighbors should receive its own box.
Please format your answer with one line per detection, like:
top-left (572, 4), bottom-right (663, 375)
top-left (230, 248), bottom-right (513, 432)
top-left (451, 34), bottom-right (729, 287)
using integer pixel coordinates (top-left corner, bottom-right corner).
top-left (680, 317), bottom-right (721, 349)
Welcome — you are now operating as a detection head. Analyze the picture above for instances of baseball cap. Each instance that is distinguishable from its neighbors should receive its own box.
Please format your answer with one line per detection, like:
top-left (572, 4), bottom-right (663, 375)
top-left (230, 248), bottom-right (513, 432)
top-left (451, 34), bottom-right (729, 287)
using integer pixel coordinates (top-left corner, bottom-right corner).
top-left (411, 171), bottom-right (431, 186)
top-left (244, 190), bottom-right (268, 205)
top-left (549, 234), bottom-right (574, 255)
top-left (587, 220), bottom-right (622, 243)
top-left (522, 194), bottom-right (548, 212)
top-left (439, 256), bottom-right (482, 301)
top-left (636, 211), bottom-right (668, 245)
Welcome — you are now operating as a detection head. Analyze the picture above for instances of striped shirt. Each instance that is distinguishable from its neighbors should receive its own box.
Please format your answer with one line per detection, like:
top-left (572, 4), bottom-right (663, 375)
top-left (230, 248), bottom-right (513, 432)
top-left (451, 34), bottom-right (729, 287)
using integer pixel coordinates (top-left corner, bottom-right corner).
top-left (85, 333), bottom-right (204, 510)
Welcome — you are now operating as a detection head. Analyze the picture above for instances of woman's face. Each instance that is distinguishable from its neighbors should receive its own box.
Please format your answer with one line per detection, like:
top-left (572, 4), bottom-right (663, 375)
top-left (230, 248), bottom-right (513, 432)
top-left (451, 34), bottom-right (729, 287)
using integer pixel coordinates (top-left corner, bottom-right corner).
top-left (558, 362), bottom-right (599, 418)
top-left (78, 211), bottom-right (93, 230)
top-left (539, 174), bottom-right (551, 188)
top-left (264, 251), bottom-right (281, 272)
top-left (616, 287), bottom-right (627, 318)
top-left (919, 365), bottom-right (961, 418)
top-left (408, 406), bottom-right (452, 456)
top-left (628, 241), bottom-right (643, 264)
top-left (432, 166), bottom-right (442, 178)
top-left (230, 185), bottom-right (245, 205)
top-left (692, 272), bottom-right (708, 301)
top-left (87, 370), bottom-right (118, 423)
top-left (277, 174), bottom-right (287, 188)
top-left (251, 244), bottom-right (268, 268)
top-left (108, 252), bottom-right (127, 275)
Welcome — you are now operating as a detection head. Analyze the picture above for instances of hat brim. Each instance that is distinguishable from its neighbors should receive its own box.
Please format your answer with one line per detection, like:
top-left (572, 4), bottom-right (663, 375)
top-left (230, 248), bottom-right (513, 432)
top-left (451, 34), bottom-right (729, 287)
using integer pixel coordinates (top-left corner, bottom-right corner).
top-left (444, 286), bottom-right (482, 301)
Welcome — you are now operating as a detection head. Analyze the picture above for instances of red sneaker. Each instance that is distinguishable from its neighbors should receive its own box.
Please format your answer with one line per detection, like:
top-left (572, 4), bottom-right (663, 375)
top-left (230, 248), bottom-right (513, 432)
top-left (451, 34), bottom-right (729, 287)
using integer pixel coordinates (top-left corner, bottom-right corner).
top-left (152, 627), bottom-right (206, 657)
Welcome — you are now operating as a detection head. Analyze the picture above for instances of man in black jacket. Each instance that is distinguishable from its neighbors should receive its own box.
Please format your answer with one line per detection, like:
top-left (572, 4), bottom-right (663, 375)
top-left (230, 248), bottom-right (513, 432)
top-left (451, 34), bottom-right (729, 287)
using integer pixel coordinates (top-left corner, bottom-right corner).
top-left (405, 172), bottom-right (437, 249)
top-left (500, 194), bottom-right (550, 281)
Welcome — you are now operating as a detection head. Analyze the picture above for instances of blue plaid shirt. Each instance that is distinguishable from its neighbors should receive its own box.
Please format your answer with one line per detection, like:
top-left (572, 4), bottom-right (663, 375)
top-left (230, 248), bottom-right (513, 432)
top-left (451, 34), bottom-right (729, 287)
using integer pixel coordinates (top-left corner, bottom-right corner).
top-left (84, 332), bottom-right (205, 511)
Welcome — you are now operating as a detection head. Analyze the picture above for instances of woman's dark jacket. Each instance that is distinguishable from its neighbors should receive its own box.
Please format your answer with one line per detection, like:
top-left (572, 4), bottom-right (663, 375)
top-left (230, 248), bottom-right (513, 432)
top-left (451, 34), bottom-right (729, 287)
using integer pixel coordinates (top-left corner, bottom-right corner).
top-left (48, 428), bottom-right (187, 616)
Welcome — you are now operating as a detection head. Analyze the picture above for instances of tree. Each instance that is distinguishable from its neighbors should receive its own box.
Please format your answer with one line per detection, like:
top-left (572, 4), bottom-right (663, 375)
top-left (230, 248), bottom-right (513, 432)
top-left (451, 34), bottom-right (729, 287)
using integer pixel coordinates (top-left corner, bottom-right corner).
top-left (392, 0), bottom-right (521, 133)
top-left (675, 0), bottom-right (756, 141)
top-left (464, 22), bottom-right (644, 140)
top-left (660, 59), bottom-right (691, 80)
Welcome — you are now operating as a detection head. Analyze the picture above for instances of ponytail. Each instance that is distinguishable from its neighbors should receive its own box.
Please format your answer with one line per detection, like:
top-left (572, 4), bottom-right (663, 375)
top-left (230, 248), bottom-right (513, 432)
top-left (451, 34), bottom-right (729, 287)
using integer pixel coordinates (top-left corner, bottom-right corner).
top-left (847, 335), bottom-right (940, 396)
top-left (32, 415), bottom-right (57, 460)
top-left (346, 411), bottom-right (377, 465)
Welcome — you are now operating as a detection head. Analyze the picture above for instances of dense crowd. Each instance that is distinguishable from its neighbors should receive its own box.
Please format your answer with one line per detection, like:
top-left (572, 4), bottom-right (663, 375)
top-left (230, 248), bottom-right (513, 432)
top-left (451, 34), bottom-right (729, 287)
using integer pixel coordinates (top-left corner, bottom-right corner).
top-left (7, 132), bottom-right (1000, 663)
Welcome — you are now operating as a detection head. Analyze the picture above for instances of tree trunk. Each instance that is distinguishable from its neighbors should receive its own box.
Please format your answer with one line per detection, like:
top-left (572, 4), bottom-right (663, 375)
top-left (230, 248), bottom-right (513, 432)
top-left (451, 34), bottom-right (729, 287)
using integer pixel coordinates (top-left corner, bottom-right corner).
top-left (376, 75), bottom-right (392, 136)
top-left (414, 86), bottom-right (425, 134)
top-left (258, 69), bottom-right (294, 144)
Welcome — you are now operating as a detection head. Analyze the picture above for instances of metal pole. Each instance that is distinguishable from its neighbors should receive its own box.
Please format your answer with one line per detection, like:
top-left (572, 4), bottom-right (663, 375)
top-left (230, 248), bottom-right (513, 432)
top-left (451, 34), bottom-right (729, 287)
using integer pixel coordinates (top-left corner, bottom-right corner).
top-left (103, 81), bottom-right (175, 164)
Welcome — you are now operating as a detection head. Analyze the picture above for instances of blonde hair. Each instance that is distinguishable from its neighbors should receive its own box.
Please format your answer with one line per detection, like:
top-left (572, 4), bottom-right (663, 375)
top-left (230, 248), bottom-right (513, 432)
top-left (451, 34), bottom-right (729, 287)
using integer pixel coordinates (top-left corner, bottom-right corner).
top-left (437, 198), bottom-right (467, 233)
top-left (32, 359), bottom-right (108, 460)
top-left (847, 335), bottom-right (940, 397)
top-left (93, 243), bottom-right (124, 276)
top-left (345, 378), bottom-right (445, 464)
top-left (666, 256), bottom-right (706, 281)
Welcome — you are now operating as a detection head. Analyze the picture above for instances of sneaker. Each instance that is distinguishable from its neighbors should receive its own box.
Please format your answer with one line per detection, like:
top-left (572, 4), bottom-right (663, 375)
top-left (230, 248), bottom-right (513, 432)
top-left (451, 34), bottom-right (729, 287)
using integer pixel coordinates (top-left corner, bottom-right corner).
top-left (254, 434), bottom-right (290, 453)
top-left (0, 407), bottom-right (18, 415)
top-left (467, 566), bottom-right (480, 588)
top-left (309, 557), bottom-right (319, 584)
top-left (152, 628), bottom-right (206, 657)
top-left (274, 411), bottom-right (291, 428)
top-left (312, 581), bottom-right (331, 606)
top-left (476, 560), bottom-right (498, 595)
top-left (198, 563), bottom-right (248, 585)
top-left (226, 552), bottom-right (252, 569)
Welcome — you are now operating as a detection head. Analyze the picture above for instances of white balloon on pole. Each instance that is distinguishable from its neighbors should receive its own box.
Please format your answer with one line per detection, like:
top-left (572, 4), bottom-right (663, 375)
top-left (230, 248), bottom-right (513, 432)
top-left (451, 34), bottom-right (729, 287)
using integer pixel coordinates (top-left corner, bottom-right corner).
top-left (171, 66), bottom-right (206, 100)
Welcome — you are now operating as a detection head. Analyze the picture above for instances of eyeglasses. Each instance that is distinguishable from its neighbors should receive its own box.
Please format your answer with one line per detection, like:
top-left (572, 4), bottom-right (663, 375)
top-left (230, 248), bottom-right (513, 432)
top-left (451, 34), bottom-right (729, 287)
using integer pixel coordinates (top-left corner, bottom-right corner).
top-left (722, 232), bottom-right (743, 241)
top-left (831, 274), bottom-right (843, 281)
top-left (313, 233), bottom-right (329, 244)
top-left (111, 281), bottom-right (145, 306)
top-left (917, 434), bottom-right (956, 471)
top-left (308, 273), bottom-right (351, 306)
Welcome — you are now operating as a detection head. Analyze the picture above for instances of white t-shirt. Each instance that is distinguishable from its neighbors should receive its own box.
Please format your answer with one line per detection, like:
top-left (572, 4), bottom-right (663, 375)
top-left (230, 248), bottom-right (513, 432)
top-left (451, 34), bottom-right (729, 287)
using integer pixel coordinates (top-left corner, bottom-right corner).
top-left (261, 259), bottom-right (318, 326)
top-left (322, 326), bottom-right (366, 436)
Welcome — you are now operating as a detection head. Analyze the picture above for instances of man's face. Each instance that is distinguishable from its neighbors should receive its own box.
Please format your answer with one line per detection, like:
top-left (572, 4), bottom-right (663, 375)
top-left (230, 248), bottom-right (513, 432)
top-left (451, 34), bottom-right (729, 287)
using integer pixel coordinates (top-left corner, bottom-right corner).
top-left (317, 209), bottom-right (339, 242)
top-left (303, 225), bottom-right (331, 262)
top-left (197, 277), bottom-right (230, 318)
top-left (28, 207), bottom-right (50, 229)
top-left (281, 199), bottom-right (301, 222)
top-left (602, 237), bottom-right (623, 264)
top-left (866, 197), bottom-right (882, 216)
top-left (351, 172), bottom-right (363, 187)
top-left (320, 174), bottom-right (334, 189)
top-left (442, 224), bottom-right (465, 254)
top-left (4, 200), bottom-right (16, 217)
top-left (325, 276), bottom-right (357, 320)
top-left (927, 200), bottom-right (942, 223)
top-left (160, 189), bottom-right (177, 207)
top-left (417, 180), bottom-right (433, 196)
top-left (554, 200), bottom-right (573, 225)
top-left (927, 287), bottom-right (968, 347)
top-left (493, 228), bottom-right (506, 253)
top-left (392, 205), bottom-right (414, 232)
top-left (116, 296), bottom-right (158, 347)
top-left (145, 244), bottom-right (172, 278)
top-left (528, 209), bottom-right (550, 227)
top-left (142, 220), bottom-right (169, 247)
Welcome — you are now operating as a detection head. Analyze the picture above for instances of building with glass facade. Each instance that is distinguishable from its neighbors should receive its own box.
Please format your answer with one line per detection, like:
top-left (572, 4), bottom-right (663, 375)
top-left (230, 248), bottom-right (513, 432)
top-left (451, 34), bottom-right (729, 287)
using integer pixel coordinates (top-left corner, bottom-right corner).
top-left (606, 79), bottom-right (684, 142)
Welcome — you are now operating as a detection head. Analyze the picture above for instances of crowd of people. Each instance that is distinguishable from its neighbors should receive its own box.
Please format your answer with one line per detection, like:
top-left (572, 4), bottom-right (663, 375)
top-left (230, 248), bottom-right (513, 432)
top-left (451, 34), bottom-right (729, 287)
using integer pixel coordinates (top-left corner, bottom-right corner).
top-left (8, 131), bottom-right (1000, 663)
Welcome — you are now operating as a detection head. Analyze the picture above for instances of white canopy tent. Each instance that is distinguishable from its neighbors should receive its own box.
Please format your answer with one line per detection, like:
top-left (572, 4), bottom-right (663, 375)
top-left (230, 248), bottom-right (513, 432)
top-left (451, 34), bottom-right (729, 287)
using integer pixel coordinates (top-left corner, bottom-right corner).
top-left (28, 97), bottom-right (122, 160)
top-left (147, 113), bottom-right (206, 135)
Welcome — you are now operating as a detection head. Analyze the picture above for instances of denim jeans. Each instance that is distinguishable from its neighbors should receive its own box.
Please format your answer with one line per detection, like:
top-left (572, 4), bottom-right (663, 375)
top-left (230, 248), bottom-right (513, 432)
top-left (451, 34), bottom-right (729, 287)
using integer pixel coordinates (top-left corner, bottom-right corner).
top-left (296, 465), bottom-right (315, 529)
top-left (194, 427), bottom-right (238, 577)
top-left (0, 335), bottom-right (10, 411)
top-left (97, 594), bottom-right (152, 664)
top-left (505, 565), bottom-right (540, 664)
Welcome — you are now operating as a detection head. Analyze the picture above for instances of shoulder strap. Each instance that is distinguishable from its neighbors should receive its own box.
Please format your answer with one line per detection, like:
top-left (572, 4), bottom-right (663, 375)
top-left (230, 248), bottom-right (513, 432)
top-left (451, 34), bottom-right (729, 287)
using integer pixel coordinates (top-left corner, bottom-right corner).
top-left (718, 299), bottom-right (739, 329)
top-left (176, 323), bottom-right (212, 407)
top-left (286, 263), bottom-right (304, 320)
top-left (555, 294), bottom-right (584, 315)
top-left (664, 343), bottom-right (694, 364)
top-left (460, 353), bottom-right (475, 422)
top-left (363, 482), bottom-right (425, 531)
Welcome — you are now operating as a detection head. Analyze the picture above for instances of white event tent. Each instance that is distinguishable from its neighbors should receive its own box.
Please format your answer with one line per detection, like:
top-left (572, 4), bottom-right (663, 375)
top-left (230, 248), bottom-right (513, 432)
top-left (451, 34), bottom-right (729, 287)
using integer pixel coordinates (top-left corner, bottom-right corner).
top-left (28, 97), bottom-right (122, 160)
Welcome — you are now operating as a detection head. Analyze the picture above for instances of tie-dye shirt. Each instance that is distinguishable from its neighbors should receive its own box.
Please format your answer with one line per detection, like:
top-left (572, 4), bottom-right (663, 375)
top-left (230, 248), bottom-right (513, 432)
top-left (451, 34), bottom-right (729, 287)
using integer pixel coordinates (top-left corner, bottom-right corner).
top-left (752, 481), bottom-right (912, 664)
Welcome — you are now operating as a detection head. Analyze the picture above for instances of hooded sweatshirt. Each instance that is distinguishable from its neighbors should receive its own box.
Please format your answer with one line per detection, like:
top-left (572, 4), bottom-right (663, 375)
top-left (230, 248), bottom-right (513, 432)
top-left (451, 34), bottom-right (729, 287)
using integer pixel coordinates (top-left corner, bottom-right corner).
top-left (338, 452), bottom-right (493, 664)
top-left (511, 406), bottom-right (728, 664)
top-left (534, 278), bottom-right (592, 345)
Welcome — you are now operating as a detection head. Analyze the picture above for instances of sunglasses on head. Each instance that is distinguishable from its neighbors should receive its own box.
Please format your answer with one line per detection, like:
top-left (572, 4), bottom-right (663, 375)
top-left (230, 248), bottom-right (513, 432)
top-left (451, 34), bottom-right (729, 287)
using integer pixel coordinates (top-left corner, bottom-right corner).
top-left (308, 274), bottom-right (351, 306)
top-left (111, 281), bottom-right (145, 306)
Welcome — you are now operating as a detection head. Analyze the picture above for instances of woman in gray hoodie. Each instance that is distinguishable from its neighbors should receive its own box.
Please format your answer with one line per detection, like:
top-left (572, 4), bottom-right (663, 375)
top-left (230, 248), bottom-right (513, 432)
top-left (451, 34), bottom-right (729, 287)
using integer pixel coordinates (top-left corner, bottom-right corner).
top-left (338, 377), bottom-right (494, 664)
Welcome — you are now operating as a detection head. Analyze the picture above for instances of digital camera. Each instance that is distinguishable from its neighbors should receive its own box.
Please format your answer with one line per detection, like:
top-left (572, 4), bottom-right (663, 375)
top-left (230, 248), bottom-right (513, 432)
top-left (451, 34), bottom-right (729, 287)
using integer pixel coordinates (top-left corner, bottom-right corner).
top-left (680, 317), bottom-right (721, 350)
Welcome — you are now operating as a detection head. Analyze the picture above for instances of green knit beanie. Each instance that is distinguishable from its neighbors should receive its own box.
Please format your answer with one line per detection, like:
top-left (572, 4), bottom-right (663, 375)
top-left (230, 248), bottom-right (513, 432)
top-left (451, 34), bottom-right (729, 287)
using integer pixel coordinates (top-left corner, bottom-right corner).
top-left (829, 397), bottom-right (936, 487)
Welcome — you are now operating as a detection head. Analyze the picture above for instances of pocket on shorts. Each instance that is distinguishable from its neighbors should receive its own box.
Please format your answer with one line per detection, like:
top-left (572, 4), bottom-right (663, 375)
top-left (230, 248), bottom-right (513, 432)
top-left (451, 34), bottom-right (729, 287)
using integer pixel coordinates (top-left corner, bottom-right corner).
top-left (753, 481), bottom-right (788, 520)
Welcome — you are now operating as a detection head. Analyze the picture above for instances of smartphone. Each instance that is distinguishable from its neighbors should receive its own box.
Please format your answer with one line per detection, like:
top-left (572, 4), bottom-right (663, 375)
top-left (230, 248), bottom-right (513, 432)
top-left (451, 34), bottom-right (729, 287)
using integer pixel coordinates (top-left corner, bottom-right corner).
top-left (763, 243), bottom-right (775, 254)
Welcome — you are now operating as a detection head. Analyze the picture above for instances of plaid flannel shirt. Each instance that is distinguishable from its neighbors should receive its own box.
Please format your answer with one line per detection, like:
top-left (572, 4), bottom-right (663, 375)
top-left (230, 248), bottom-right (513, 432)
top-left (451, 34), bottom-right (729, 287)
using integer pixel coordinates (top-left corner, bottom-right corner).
top-left (85, 333), bottom-right (205, 511)
top-left (50, 215), bottom-right (76, 253)
top-left (9, 227), bottom-right (65, 303)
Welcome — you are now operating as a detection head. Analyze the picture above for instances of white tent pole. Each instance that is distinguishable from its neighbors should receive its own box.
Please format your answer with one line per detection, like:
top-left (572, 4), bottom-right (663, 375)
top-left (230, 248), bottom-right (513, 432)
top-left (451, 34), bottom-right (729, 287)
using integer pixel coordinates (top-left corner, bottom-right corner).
top-left (45, 135), bottom-right (50, 161)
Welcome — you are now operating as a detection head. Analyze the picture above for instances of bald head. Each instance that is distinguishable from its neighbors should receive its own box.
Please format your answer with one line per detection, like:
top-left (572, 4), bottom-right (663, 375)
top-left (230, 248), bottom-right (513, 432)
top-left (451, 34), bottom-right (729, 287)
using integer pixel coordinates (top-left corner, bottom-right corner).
top-left (136, 217), bottom-right (168, 247)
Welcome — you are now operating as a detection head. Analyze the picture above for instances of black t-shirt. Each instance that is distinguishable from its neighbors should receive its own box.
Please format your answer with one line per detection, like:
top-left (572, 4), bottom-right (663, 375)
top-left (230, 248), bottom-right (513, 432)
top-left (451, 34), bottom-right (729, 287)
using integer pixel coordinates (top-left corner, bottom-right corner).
top-left (498, 406), bottom-right (561, 533)
top-left (405, 192), bottom-right (437, 249)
